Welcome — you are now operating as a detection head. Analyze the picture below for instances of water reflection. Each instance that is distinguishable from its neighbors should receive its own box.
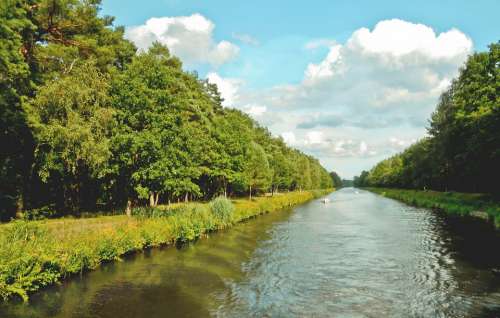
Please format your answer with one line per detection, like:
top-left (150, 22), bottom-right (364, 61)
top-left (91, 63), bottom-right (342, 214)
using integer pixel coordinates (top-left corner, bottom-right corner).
top-left (1, 188), bottom-right (499, 317)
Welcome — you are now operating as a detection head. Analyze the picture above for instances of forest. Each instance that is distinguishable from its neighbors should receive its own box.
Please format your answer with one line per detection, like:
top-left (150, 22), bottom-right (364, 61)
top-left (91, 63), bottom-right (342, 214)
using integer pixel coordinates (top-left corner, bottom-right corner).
top-left (354, 42), bottom-right (499, 196)
top-left (0, 0), bottom-right (333, 222)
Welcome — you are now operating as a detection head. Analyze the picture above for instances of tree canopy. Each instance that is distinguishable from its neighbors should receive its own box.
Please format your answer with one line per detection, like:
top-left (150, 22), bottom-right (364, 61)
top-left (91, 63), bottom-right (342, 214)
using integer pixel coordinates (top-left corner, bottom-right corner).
top-left (0, 0), bottom-right (333, 220)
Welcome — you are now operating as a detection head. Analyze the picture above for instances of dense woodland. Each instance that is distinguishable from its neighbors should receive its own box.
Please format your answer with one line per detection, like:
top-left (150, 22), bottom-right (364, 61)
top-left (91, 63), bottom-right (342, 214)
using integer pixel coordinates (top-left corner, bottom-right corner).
top-left (0, 0), bottom-right (333, 221)
top-left (354, 43), bottom-right (499, 195)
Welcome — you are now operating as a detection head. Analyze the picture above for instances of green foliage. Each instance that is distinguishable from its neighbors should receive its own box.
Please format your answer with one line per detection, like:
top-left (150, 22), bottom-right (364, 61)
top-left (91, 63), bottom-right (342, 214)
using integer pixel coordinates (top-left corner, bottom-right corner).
top-left (366, 188), bottom-right (500, 228)
top-left (1, 0), bottom-right (333, 219)
top-left (0, 221), bottom-right (60, 301)
top-left (329, 171), bottom-right (342, 188)
top-left (0, 0), bottom-right (36, 221)
top-left (243, 142), bottom-right (272, 197)
top-left (209, 196), bottom-right (235, 224)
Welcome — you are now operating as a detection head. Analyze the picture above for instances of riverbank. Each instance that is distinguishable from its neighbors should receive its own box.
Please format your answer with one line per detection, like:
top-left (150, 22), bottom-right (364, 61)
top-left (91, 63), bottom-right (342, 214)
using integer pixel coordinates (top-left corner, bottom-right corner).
top-left (365, 187), bottom-right (500, 229)
top-left (0, 190), bottom-right (332, 302)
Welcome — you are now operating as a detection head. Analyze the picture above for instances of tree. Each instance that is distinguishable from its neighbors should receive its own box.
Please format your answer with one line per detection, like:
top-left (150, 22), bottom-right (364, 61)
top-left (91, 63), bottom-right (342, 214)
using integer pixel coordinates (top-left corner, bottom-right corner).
top-left (243, 142), bottom-right (271, 199)
top-left (329, 171), bottom-right (343, 188)
top-left (0, 1), bottom-right (337, 219)
top-left (0, 0), bottom-right (36, 220)
top-left (26, 62), bottom-right (115, 212)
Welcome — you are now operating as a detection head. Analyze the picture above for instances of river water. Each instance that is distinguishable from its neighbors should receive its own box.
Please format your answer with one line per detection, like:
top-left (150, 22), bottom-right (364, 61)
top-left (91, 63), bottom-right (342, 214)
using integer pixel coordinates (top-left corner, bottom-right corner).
top-left (1, 188), bottom-right (499, 317)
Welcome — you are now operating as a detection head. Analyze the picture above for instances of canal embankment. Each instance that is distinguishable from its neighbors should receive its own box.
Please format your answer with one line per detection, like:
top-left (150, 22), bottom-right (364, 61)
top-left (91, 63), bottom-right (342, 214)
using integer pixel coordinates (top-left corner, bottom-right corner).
top-left (0, 189), bottom-right (332, 302)
top-left (364, 187), bottom-right (500, 229)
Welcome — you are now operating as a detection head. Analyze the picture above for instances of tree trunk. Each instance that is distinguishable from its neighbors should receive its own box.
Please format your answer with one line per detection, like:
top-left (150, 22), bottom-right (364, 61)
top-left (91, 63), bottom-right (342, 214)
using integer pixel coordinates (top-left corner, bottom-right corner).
top-left (249, 185), bottom-right (252, 200)
top-left (125, 199), bottom-right (132, 217)
top-left (149, 193), bottom-right (155, 207)
top-left (15, 193), bottom-right (24, 219)
top-left (155, 193), bottom-right (159, 206)
top-left (185, 192), bottom-right (189, 202)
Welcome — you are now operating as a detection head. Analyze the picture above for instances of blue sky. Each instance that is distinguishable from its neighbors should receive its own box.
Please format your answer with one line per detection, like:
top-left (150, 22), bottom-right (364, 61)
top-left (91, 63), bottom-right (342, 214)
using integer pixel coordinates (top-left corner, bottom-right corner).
top-left (101, 0), bottom-right (499, 178)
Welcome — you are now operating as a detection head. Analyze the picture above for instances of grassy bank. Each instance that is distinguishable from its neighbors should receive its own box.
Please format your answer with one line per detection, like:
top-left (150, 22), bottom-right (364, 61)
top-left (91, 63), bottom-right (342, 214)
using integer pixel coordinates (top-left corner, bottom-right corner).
top-left (0, 190), bottom-right (332, 301)
top-left (365, 187), bottom-right (500, 229)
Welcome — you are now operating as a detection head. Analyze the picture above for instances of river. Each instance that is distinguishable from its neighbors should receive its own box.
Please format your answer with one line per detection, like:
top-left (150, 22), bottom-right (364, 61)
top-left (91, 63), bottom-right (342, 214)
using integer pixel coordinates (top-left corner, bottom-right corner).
top-left (1, 188), bottom-right (499, 317)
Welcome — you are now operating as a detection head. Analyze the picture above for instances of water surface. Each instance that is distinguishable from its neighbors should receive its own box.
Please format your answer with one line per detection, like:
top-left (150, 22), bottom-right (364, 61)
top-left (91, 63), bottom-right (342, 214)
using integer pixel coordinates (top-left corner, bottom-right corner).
top-left (2, 188), bottom-right (499, 317)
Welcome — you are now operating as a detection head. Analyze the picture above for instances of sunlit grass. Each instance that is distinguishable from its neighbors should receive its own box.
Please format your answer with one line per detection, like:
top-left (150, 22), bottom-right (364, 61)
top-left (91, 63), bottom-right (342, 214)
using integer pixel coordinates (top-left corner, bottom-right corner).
top-left (0, 189), bottom-right (332, 301)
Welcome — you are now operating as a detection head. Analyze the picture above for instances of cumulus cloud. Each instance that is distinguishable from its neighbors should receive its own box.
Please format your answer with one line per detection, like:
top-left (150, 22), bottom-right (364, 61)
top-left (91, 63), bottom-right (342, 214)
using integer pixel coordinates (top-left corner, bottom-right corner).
top-left (125, 14), bottom-right (239, 66)
top-left (206, 73), bottom-right (267, 118)
top-left (206, 72), bottom-right (242, 106)
top-left (388, 137), bottom-right (418, 151)
top-left (243, 104), bottom-right (267, 117)
top-left (278, 129), bottom-right (378, 159)
top-left (281, 131), bottom-right (297, 145)
top-left (305, 131), bottom-right (324, 145)
top-left (202, 19), bottom-right (473, 177)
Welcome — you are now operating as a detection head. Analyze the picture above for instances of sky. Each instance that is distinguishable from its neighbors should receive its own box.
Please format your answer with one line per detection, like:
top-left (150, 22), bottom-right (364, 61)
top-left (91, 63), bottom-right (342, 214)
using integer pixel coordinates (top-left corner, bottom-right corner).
top-left (101, 0), bottom-right (499, 179)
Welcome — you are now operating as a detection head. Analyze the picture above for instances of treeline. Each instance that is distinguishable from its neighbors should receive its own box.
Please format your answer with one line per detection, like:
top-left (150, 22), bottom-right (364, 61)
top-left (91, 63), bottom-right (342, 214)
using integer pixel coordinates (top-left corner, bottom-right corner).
top-left (354, 43), bottom-right (499, 195)
top-left (329, 171), bottom-right (343, 188)
top-left (0, 0), bottom-right (332, 221)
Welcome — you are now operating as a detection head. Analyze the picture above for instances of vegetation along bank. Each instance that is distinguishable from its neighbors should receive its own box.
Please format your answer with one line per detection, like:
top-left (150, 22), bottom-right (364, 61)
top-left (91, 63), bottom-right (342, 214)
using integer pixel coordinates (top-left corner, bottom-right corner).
top-left (365, 188), bottom-right (500, 229)
top-left (1, 0), bottom-right (334, 222)
top-left (0, 190), bottom-right (332, 302)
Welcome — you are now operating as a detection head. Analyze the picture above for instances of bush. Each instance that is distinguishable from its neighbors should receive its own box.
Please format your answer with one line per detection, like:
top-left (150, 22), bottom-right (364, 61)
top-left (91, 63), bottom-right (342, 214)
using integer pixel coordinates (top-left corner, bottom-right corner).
top-left (209, 196), bottom-right (235, 225)
top-left (0, 221), bottom-right (60, 301)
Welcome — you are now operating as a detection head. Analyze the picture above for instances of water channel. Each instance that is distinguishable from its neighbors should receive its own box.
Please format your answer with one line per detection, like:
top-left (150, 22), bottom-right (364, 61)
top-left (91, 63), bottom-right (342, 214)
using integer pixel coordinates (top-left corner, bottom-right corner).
top-left (2, 188), bottom-right (499, 317)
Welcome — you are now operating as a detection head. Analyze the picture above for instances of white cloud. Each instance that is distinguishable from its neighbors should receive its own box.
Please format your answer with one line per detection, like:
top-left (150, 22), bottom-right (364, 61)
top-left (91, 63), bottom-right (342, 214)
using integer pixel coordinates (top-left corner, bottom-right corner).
top-left (199, 19), bottom-right (472, 177)
top-left (388, 137), bottom-right (418, 151)
top-left (281, 131), bottom-right (297, 145)
top-left (305, 131), bottom-right (324, 145)
top-left (206, 72), bottom-right (242, 106)
top-left (243, 104), bottom-right (267, 117)
top-left (359, 141), bottom-right (368, 154)
top-left (348, 19), bottom-right (471, 58)
top-left (304, 45), bottom-right (343, 82)
top-left (125, 14), bottom-right (239, 66)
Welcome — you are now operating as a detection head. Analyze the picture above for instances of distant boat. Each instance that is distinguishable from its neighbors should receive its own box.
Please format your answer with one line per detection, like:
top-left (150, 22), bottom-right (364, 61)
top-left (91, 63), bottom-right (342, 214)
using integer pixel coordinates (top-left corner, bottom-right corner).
top-left (322, 198), bottom-right (330, 204)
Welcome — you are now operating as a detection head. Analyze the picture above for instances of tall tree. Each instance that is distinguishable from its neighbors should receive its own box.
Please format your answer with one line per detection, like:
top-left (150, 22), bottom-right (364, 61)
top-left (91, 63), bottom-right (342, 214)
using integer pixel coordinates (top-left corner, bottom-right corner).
top-left (0, 0), bottom-right (36, 220)
top-left (243, 142), bottom-right (271, 199)
top-left (26, 62), bottom-right (115, 212)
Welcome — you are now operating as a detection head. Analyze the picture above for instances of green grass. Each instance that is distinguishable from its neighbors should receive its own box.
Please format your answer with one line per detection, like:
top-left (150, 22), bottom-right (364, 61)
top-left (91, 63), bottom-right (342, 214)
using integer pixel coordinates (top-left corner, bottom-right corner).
top-left (0, 189), bottom-right (332, 301)
top-left (365, 187), bottom-right (500, 229)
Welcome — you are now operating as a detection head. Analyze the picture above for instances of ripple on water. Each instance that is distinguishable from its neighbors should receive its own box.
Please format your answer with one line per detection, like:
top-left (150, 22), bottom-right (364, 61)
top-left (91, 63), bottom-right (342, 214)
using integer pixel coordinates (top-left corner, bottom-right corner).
top-left (1, 189), bottom-right (499, 318)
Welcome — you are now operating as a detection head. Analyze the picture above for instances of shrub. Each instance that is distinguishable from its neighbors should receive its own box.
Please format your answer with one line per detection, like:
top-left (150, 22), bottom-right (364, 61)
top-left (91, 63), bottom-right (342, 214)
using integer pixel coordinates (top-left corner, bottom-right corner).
top-left (209, 196), bottom-right (234, 225)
